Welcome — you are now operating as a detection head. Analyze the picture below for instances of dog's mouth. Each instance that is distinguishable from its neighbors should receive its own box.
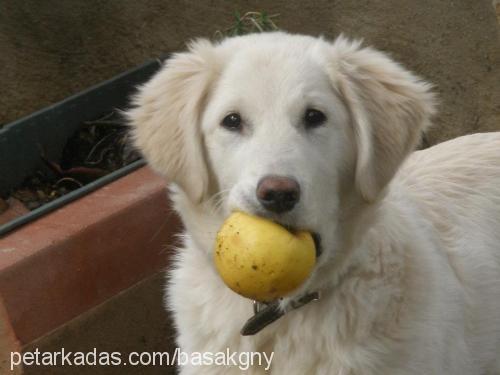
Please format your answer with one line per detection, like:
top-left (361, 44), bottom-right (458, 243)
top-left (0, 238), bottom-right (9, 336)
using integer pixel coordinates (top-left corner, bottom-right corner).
top-left (282, 224), bottom-right (322, 258)
top-left (241, 208), bottom-right (323, 258)
top-left (311, 232), bottom-right (323, 258)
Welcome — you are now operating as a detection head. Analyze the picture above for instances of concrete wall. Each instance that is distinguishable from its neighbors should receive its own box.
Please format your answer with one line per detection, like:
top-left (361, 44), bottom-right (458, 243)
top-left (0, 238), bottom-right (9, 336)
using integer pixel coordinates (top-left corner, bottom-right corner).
top-left (1, 0), bottom-right (499, 144)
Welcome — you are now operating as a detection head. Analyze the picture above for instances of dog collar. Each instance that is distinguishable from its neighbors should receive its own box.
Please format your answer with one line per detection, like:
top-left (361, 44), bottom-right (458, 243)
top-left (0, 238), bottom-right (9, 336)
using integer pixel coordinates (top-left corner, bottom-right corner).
top-left (240, 291), bottom-right (321, 336)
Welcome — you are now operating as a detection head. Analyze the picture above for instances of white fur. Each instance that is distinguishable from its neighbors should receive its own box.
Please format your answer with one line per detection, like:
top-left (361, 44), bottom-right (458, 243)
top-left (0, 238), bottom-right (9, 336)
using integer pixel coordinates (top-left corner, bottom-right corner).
top-left (127, 32), bottom-right (500, 374)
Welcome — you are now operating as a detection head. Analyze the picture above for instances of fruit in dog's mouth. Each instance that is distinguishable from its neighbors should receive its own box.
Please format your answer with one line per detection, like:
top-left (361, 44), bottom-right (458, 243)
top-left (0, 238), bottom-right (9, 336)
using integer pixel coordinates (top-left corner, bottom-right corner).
top-left (214, 211), bottom-right (316, 302)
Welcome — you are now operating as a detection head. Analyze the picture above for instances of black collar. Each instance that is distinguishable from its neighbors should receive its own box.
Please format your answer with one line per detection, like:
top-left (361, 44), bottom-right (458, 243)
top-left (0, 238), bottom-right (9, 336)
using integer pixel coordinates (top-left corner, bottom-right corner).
top-left (240, 291), bottom-right (321, 336)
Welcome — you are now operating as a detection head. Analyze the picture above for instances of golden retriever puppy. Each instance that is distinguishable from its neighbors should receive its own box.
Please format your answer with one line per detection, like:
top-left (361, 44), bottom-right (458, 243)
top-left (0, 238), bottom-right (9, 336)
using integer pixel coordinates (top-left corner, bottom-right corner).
top-left (127, 32), bottom-right (500, 374)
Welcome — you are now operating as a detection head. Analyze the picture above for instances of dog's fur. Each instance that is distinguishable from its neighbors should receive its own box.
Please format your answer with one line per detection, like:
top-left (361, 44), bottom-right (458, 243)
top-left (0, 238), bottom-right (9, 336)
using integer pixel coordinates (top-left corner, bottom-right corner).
top-left (127, 32), bottom-right (500, 374)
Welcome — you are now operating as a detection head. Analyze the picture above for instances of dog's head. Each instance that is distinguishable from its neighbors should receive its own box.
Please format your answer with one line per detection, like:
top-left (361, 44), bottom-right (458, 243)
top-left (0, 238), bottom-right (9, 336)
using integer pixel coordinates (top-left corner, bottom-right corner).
top-left (128, 32), bottom-right (435, 293)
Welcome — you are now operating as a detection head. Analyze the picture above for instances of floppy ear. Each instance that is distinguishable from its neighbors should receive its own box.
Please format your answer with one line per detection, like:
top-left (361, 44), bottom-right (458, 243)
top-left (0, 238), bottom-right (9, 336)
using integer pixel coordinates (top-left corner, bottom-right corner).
top-left (127, 39), bottom-right (219, 202)
top-left (328, 37), bottom-right (436, 202)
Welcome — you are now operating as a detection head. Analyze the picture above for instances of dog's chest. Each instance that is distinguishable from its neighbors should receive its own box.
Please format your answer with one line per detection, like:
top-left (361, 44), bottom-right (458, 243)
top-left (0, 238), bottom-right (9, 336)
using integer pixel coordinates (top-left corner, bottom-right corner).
top-left (168, 243), bottom-right (408, 374)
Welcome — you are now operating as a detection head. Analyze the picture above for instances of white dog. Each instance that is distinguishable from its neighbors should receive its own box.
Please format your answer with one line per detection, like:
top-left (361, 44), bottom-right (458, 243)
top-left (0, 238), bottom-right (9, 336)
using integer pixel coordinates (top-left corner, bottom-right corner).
top-left (127, 32), bottom-right (500, 374)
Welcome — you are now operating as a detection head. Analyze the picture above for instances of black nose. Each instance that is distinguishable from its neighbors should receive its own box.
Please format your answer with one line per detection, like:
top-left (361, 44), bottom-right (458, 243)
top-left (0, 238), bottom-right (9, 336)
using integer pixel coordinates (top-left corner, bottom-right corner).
top-left (256, 175), bottom-right (300, 214)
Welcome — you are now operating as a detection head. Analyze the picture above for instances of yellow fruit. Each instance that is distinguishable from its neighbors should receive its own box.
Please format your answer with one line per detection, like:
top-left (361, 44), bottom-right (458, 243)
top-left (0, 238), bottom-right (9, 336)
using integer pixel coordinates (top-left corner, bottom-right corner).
top-left (214, 212), bottom-right (316, 302)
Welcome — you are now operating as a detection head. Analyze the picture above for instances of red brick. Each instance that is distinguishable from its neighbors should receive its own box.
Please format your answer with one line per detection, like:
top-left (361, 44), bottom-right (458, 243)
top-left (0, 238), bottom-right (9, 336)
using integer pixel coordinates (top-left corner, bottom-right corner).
top-left (0, 167), bottom-right (180, 345)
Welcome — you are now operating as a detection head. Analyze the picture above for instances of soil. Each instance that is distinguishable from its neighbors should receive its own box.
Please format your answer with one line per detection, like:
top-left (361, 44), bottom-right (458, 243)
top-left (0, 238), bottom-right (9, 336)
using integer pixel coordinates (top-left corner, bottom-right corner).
top-left (0, 112), bottom-right (139, 212)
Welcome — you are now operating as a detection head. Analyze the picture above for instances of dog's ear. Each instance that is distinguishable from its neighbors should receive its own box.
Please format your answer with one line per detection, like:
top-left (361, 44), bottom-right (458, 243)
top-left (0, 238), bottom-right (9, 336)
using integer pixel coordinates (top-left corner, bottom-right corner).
top-left (328, 37), bottom-right (436, 202)
top-left (127, 39), bottom-right (219, 202)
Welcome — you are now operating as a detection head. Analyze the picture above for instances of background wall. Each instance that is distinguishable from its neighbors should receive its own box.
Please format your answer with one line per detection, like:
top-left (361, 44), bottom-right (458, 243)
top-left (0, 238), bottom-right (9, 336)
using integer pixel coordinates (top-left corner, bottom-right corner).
top-left (1, 0), bottom-right (499, 145)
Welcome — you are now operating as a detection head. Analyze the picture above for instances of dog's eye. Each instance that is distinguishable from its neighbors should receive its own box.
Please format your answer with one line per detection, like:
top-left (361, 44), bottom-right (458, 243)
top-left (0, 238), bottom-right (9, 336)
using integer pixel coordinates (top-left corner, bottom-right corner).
top-left (221, 113), bottom-right (242, 131)
top-left (304, 109), bottom-right (327, 129)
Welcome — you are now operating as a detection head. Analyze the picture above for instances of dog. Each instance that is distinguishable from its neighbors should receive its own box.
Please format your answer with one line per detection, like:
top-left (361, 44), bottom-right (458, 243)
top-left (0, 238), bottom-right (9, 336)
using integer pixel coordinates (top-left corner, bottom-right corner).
top-left (127, 32), bottom-right (500, 374)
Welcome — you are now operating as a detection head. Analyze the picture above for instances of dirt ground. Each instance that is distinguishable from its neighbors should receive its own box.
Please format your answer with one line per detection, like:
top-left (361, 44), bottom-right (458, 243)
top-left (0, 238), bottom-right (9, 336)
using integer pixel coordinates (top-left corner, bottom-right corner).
top-left (23, 273), bottom-right (177, 375)
top-left (1, 0), bottom-right (499, 145)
